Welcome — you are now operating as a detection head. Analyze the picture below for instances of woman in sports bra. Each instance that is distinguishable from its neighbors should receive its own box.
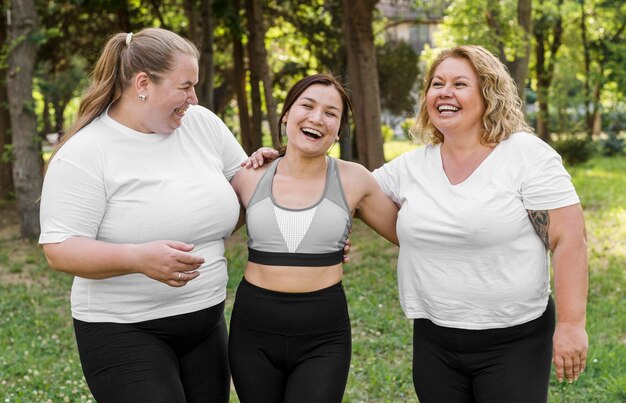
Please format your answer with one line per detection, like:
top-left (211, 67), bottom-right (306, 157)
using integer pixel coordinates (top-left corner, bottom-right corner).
top-left (228, 74), bottom-right (399, 403)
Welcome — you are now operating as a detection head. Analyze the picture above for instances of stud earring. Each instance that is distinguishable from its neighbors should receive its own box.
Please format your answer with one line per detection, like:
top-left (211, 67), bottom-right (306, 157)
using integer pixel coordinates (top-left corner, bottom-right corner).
top-left (139, 94), bottom-right (147, 101)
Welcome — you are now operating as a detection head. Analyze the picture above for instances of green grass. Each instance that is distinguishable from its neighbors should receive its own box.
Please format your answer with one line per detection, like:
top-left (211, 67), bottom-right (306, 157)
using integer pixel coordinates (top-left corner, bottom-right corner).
top-left (1, 152), bottom-right (624, 402)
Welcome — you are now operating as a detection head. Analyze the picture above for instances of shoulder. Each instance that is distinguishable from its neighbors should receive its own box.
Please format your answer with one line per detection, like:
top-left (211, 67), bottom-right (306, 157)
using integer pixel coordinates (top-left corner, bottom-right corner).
top-left (232, 162), bottom-right (270, 194)
top-left (181, 105), bottom-right (230, 134)
top-left (500, 132), bottom-right (560, 161)
top-left (53, 120), bottom-right (108, 161)
top-left (335, 158), bottom-right (380, 200)
top-left (335, 158), bottom-right (369, 174)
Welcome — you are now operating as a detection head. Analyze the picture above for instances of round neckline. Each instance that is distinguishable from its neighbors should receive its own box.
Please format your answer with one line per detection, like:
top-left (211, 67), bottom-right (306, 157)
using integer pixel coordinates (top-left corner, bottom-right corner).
top-left (102, 104), bottom-right (171, 142)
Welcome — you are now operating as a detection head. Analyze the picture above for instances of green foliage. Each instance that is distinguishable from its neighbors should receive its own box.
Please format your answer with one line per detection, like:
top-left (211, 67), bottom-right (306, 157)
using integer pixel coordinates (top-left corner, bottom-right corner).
top-left (600, 132), bottom-right (625, 156)
top-left (1, 144), bottom-right (13, 164)
top-left (377, 41), bottom-right (420, 115)
top-left (552, 136), bottom-right (596, 165)
top-left (381, 125), bottom-right (395, 142)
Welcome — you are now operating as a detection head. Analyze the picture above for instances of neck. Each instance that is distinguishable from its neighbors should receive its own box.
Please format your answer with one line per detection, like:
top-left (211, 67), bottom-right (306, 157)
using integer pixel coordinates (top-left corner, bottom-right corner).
top-left (108, 95), bottom-right (149, 133)
top-left (279, 152), bottom-right (327, 178)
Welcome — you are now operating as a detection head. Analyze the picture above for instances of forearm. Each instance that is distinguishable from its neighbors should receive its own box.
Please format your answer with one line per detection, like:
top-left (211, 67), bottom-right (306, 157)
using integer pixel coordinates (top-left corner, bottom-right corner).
top-left (552, 240), bottom-right (588, 326)
top-left (43, 237), bottom-right (140, 279)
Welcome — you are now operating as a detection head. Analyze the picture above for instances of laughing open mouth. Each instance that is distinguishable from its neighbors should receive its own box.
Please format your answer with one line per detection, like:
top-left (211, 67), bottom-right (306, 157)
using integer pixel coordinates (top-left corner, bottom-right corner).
top-left (437, 105), bottom-right (460, 113)
top-left (301, 127), bottom-right (322, 139)
top-left (174, 106), bottom-right (189, 116)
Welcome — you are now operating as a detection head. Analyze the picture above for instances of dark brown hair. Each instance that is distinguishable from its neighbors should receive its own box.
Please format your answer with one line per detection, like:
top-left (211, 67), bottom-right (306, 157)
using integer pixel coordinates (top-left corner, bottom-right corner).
top-left (278, 73), bottom-right (353, 152)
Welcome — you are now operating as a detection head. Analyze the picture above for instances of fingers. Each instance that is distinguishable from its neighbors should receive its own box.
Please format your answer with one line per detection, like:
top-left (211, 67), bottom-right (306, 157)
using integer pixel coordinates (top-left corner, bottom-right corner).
top-left (165, 240), bottom-right (195, 252)
top-left (241, 148), bottom-right (280, 169)
top-left (554, 352), bottom-right (586, 383)
top-left (166, 270), bottom-right (201, 288)
top-left (553, 355), bottom-right (565, 383)
top-left (342, 239), bottom-right (352, 264)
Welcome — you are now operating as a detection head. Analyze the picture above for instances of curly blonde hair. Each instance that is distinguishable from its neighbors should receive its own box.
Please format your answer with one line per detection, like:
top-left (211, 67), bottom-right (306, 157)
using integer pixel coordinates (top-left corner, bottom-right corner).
top-left (413, 45), bottom-right (532, 145)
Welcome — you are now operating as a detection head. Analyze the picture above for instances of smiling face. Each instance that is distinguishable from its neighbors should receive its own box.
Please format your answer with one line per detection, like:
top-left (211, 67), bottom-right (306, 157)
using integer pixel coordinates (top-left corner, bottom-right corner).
top-left (143, 53), bottom-right (199, 134)
top-left (425, 57), bottom-right (485, 140)
top-left (283, 84), bottom-right (343, 155)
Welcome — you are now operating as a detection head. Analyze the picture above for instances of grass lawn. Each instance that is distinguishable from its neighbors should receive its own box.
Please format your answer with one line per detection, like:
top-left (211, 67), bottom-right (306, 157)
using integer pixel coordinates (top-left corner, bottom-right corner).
top-left (0, 151), bottom-right (624, 402)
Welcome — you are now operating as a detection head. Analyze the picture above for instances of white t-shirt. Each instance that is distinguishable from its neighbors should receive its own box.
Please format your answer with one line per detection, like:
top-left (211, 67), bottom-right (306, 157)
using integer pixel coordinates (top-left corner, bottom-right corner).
top-left (40, 105), bottom-right (247, 323)
top-left (373, 132), bottom-right (580, 329)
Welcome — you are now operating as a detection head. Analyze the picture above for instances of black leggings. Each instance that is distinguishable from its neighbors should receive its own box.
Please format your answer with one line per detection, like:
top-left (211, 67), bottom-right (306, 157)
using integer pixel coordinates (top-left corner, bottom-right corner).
top-left (412, 297), bottom-right (556, 403)
top-left (73, 302), bottom-right (230, 403)
top-left (228, 278), bottom-right (351, 403)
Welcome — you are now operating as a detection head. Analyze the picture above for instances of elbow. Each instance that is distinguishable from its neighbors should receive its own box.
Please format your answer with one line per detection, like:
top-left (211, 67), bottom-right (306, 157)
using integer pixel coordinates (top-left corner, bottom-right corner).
top-left (42, 244), bottom-right (66, 272)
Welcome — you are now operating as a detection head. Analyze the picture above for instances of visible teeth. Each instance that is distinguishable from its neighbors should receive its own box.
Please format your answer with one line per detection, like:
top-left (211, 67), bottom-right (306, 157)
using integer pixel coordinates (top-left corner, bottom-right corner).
top-left (438, 105), bottom-right (459, 112)
top-left (175, 107), bottom-right (187, 115)
top-left (302, 127), bottom-right (322, 138)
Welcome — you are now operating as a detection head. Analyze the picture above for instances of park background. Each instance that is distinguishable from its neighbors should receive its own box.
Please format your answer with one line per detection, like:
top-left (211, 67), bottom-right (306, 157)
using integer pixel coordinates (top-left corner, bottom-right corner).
top-left (0, 0), bottom-right (624, 401)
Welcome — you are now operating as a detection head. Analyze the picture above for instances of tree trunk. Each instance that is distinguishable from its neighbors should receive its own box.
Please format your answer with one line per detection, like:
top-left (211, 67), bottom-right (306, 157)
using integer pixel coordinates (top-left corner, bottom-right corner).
top-left (245, 0), bottom-right (265, 148)
top-left (198, 0), bottom-right (215, 110)
top-left (486, 0), bottom-right (531, 102)
top-left (0, 2), bottom-right (14, 199)
top-left (245, 0), bottom-right (279, 148)
top-left (508, 0), bottom-right (532, 102)
top-left (7, 0), bottom-right (42, 238)
top-left (533, 0), bottom-right (563, 143)
top-left (232, 0), bottom-right (254, 153)
top-left (580, 0), bottom-right (593, 139)
top-left (342, 0), bottom-right (384, 169)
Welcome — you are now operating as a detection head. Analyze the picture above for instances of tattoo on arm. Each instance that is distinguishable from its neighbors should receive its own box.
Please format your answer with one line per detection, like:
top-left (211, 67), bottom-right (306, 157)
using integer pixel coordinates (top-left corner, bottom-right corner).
top-left (527, 210), bottom-right (550, 250)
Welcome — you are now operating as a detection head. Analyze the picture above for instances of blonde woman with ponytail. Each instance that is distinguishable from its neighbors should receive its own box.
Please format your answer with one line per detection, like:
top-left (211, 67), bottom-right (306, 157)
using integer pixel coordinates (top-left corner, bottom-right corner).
top-left (39, 28), bottom-right (246, 402)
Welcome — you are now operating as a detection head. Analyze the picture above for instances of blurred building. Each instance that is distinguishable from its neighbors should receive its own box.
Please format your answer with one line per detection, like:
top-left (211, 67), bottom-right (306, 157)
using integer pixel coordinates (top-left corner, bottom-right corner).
top-left (377, 0), bottom-right (446, 54)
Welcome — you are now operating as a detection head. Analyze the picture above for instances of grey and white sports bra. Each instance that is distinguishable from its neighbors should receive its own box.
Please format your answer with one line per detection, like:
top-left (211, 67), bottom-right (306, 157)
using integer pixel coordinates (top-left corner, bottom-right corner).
top-left (245, 156), bottom-right (352, 266)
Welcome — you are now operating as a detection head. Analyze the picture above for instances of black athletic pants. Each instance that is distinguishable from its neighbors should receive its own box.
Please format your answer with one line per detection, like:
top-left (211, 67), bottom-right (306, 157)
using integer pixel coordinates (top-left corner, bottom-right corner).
top-left (228, 278), bottom-right (352, 403)
top-left (412, 297), bottom-right (556, 403)
top-left (73, 302), bottom-right (230, 403)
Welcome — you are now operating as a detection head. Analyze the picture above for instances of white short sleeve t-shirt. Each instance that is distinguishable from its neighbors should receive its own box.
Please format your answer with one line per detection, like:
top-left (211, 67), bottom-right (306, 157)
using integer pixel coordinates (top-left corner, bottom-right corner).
top-left (373, 132), bottom-right (580, 329)
top-left (39, 105), bottom-right (247, 323)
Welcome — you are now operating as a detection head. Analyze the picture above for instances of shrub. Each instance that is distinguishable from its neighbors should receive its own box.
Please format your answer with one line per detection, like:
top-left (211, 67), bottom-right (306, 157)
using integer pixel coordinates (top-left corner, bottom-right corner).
top-left (600, 132), bottom-right (625, 156)
top-left (552, 137), bottom-right (595, 165)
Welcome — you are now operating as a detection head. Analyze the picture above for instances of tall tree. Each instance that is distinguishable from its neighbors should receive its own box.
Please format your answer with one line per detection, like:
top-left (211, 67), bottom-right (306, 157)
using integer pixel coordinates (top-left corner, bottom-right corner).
top-left (533, 0), bottom-right (564, 142)
top-left (509, 0), bottom-right (532, 100)
top-left (7, 0), bottom-right (42, 238)
top-left (342, 0), bottom-right (384, 169)
top-left (245, 0), bottom-right (279, 148)
top-left (185, 0), bottom-right (216, 109)
top-left (226, 0), bottom-right (255, 153)
top-left (0, 1), bottom-right (14, 199)
top-left (580, 0), bottom-right (626, 138)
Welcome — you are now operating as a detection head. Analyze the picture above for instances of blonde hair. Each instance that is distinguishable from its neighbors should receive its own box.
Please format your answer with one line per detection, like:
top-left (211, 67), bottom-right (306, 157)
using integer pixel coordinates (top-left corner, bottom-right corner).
top-left (49, 28), bottom-right (199, 163)
top-left (413, 45), bottom-right (532, 145)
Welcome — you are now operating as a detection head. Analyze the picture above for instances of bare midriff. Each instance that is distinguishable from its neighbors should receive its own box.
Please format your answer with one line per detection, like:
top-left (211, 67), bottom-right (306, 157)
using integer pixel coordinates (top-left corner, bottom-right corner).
top-left (244, 262), bottom-right (343, 293)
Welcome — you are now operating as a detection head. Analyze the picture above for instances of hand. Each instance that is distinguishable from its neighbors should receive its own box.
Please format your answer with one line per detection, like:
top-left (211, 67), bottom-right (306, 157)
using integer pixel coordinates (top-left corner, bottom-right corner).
top-left (553, 322), bottom-right (588, 383)
top-left (133, 240), bottom-right (204, 287)
top-left (342, 238), bottom-right (352, 264)
top-left (241, 147), bottom-right (280, 169)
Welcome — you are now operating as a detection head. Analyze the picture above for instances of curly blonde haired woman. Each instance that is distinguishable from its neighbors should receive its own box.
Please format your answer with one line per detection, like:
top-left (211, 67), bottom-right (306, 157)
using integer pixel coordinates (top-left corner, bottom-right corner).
top-left (374, 45), bottom-right (588, 402)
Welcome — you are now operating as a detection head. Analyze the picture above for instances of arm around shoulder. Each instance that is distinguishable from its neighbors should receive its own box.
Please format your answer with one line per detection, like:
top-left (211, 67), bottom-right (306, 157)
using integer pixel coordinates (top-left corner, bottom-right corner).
top-left (350, 164), bottom-right (399, 245)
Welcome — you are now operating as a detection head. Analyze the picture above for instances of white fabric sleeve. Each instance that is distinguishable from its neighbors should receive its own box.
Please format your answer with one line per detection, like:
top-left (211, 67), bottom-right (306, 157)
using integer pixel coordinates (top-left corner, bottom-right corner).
top-left (521, 147), bottom-right (580, 210)
top-left (215, 117), bottom-right (247, 181)
top-left (372, 158), bottom-right (402, 205)
top-left (39, 158), bottom-right (106, 244)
